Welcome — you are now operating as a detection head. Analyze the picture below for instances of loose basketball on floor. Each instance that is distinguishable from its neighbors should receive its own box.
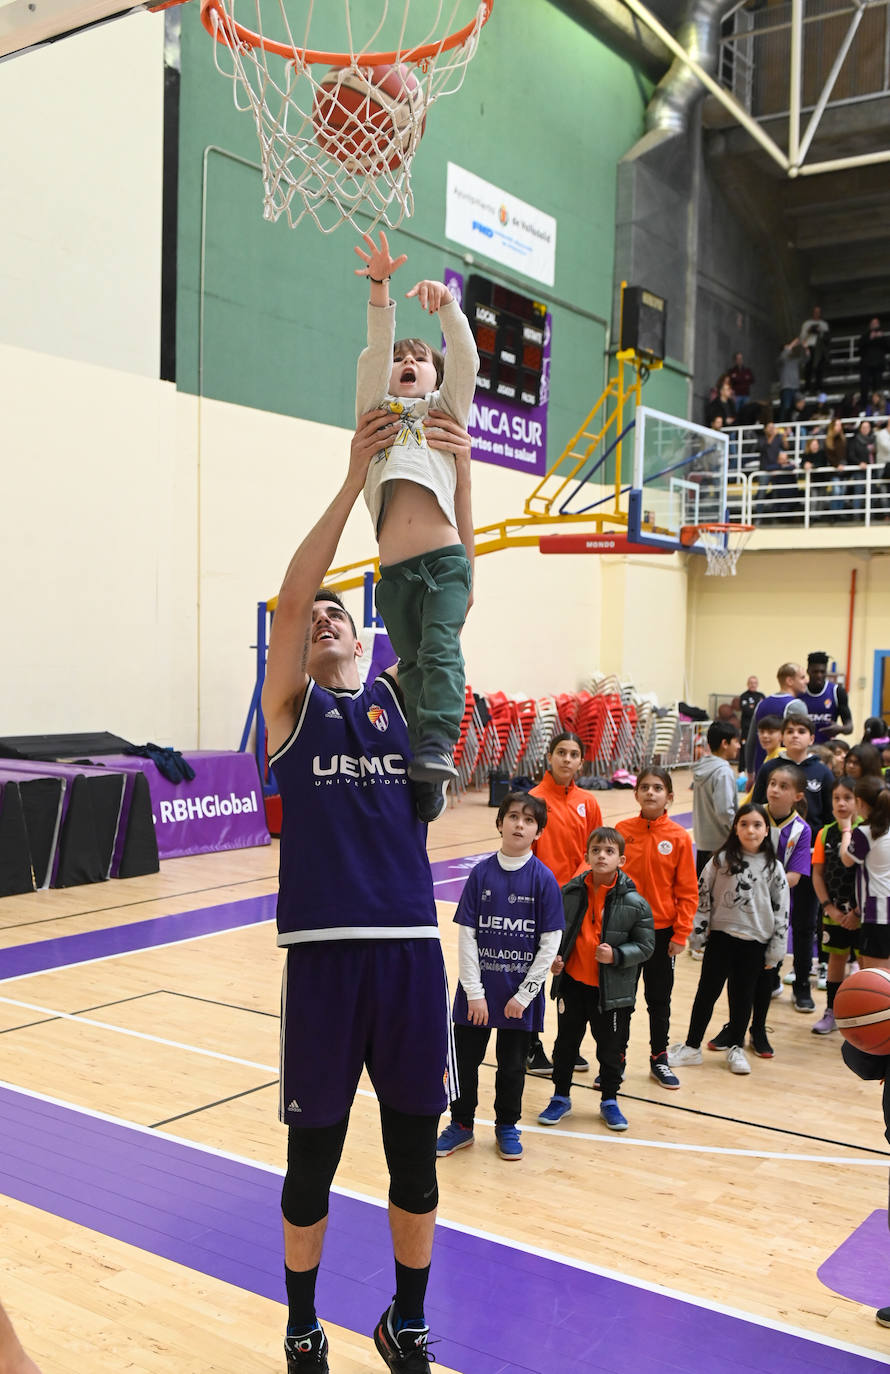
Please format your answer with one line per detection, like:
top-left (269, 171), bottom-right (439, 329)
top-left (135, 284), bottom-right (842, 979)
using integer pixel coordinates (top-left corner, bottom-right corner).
top-left (834, 968), bottom-right (890, 1054)
top-left (312, 63), bottom-right (424, 175)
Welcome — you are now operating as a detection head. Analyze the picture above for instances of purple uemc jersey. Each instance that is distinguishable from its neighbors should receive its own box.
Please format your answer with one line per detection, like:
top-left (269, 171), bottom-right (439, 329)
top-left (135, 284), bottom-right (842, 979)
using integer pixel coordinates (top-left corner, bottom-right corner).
top-left (270, 673), bottom-right (437, 944)
top-left (849, 826), bottom-right (890, 925)
top-left (770, 813), bottom-right (812, 917)
top-left (452, 854), bottom-right (563, 1032)
top-left (799, 682), bottom-right (840, 745)
top-left (749, 692), bottom-right (795, 771)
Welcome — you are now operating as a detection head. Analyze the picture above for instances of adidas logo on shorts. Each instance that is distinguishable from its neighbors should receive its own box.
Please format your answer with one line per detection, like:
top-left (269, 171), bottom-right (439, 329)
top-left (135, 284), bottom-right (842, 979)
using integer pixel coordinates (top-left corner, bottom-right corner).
top-left (325, 708), bottom-right (342, 720)
top-left (288, 1099), bottom-right (302, 1112)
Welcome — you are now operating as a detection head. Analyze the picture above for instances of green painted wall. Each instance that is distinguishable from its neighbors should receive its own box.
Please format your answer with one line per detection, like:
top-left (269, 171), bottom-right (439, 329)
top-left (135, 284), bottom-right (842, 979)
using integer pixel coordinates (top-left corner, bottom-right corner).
top-left (175, 0), bottom-right (687, 466)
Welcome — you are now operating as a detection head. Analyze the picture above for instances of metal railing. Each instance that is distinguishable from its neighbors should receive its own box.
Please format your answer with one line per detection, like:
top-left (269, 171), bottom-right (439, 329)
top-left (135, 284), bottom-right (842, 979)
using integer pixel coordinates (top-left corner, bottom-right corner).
top-left (747, 462), bottom-right (889, 528)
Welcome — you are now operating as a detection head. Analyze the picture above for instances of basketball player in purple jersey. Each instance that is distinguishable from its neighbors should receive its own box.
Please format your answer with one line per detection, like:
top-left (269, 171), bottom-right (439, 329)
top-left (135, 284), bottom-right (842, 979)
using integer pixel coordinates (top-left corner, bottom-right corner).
top-left (799, 651), bottom-right (853, 745)
top-left (262, 406), bottom-right (472, 1374)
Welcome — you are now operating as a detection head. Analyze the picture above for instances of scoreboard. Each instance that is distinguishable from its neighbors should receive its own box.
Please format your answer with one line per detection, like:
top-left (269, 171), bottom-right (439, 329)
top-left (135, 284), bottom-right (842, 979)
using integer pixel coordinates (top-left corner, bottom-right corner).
top-left (464, 274), bottom-right (547, 407)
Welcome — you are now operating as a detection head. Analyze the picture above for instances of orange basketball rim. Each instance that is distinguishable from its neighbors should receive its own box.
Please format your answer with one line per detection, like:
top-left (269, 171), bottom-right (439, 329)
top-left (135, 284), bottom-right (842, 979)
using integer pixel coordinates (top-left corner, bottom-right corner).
top-left (199, 0), bottom-right (493, 69)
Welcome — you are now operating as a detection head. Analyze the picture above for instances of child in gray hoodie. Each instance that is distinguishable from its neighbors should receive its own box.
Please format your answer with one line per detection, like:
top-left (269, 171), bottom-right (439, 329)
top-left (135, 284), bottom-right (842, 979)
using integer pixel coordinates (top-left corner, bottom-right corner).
top-left (692, 721), bottom-right (741, 876)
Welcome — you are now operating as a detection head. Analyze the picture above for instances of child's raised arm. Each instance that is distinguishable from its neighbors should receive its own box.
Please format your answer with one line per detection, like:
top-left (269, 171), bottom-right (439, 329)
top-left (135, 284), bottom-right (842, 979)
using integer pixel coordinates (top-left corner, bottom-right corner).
top-left (354, 230), bottom-right (407, 420)
top-left (354, 229), bottom-right (407, 305)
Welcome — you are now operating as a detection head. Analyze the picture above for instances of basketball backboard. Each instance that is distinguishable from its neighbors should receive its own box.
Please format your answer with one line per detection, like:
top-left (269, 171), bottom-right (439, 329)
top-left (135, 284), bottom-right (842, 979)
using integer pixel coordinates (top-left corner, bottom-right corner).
top-left (630, 406), bottom-right (730, 550)
top-left (0, 0), bottom-right (153, 61)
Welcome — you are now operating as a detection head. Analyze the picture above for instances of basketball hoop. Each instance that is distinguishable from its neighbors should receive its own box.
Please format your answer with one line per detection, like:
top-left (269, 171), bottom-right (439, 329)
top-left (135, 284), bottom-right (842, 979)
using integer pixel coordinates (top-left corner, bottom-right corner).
top-left (680, 523), bottom-right (753, 577)
top-left (199, 0), bottom-right (493, 233)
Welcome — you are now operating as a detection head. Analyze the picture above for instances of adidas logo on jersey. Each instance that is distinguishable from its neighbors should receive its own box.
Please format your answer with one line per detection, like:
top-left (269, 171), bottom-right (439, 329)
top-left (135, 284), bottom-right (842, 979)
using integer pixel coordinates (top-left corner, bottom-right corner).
top-left (288, 1099), bottom-right (302, 1113)
top-left (325, 708), bottom-right (342, 720)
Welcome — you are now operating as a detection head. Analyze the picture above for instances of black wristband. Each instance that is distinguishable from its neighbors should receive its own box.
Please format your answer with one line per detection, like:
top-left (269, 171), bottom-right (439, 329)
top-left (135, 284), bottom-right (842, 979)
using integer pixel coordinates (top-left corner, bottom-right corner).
top-left (368, 275), bottom-right (390, 285)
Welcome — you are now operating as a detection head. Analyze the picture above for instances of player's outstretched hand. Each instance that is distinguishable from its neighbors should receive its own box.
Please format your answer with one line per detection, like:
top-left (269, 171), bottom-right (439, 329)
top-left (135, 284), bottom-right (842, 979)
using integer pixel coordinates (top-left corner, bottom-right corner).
top-left (348, 408), bottom-right (399, 487)
top-left (353, 230), bottom-right (407, 282)
top-left (406, 280), bottom-right (453, 314)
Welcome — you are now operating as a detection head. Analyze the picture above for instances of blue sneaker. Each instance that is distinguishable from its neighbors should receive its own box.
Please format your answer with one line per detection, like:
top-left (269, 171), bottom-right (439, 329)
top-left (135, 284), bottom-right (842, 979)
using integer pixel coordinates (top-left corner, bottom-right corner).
top-left (600, 1098), bottom-right (628, 1131)
top-left (436, 1121), bottom-right (474, 1157)
top-left (494, 1124), bottom-right (522, 1159)
top-left (537, 1094), bottom-right (572, 1125)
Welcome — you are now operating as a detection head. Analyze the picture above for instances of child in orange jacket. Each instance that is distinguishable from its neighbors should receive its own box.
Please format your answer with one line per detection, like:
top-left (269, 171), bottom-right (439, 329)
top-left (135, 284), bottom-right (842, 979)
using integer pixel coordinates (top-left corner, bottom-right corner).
top-left (616, 766), bottom-right (698, 1091)
top-left (525, 732), bottom-right (603, 1077)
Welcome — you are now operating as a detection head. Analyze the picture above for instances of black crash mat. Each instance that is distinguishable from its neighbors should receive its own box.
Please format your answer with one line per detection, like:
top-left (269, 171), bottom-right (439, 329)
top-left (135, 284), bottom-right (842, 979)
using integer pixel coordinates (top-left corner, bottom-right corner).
top-left (15, 776), bottom-right (64, 889)
top-left (0, 782), bottom-right (35, 896)
top-left (0, 731), bottom-right (135, 761)
top-left (117, 772), bottom-right (159, 879)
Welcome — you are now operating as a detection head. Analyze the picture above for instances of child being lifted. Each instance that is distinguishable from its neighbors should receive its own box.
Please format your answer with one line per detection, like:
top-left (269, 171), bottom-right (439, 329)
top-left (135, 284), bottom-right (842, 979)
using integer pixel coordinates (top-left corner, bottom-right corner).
top-left (354, 231), bottom-right (479, 815)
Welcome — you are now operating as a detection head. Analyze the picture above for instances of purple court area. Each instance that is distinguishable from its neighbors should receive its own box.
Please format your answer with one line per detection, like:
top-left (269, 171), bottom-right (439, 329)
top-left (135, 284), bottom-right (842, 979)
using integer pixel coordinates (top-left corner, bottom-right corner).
top-left (2, 847), bottom-right (885, 1370)
top-left (819, 1210), bottom-right (890, 1312)
top-left (0, 1083), bottom-right (881, 1373)
top-left (0, 893), bottom-right (277, 981)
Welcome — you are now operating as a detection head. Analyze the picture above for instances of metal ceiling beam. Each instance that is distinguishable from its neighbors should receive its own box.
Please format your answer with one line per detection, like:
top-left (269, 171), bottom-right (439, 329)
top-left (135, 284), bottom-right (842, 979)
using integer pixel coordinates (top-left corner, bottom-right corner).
top-left (623, 0), bottom-right (890, 180)
top-left (795, 3), bottom-right (866, 167)
top-left (789, 0), bottom-right (803, 168)
top-left (621, 0), bottom-right (790, 170)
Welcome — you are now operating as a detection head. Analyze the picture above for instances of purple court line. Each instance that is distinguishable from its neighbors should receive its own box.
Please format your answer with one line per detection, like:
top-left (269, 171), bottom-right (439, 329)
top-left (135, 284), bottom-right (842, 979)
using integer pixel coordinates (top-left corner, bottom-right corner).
top-left (0, 894), bottom-right (278, 982)
top-left (0, 1084), bottom-right (882, 1374)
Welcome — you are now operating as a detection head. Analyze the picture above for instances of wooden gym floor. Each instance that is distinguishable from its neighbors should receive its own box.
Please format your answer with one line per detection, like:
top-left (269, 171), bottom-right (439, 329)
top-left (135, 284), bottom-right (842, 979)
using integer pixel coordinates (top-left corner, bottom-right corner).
top-left (1, 773), bottom-right (889, 1372)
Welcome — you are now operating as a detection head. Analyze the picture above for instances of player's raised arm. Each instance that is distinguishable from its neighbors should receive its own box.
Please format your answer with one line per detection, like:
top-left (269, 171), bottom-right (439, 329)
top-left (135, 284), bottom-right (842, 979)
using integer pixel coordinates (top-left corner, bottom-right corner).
top-left (262, 409), bottom-right (398, 748)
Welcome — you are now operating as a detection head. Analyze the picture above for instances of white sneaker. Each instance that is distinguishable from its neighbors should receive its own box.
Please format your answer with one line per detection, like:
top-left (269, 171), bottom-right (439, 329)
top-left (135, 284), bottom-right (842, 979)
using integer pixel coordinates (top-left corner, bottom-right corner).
top-left (727, 1045), bottom-right (751, 1075)
top-left (782, 971), bottom-right (795, 985)
top-left (667, 1042), bottom-right (702, 1067)
top-left (770, 983), bottom-right (783, 1000)
top-left (689, 948), bottom-right (703, 962)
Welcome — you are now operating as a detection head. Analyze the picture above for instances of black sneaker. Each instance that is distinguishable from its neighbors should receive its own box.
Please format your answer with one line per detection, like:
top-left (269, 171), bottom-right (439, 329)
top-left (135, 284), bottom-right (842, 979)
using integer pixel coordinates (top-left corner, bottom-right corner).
top-left (877, 1306), bottom-right (890, 1328)
top-left (373, 1302), bottom-right (434, 1372)
top-left (285, 1326), bottom-right (329, 1371)
top-left (407, 744), bottom-right (457, 783)
top-left (412, 777), bottom-right (450, 824)
top-left (575, 1055), bottom-right (590, 1072)
top-left (650, 1052), bottom-right (680, 1089)
top-left (707, 1024), bottom-right (732, 1051)
top-left (526, 1041), bottom-right (553, 1076)
top-left (749, 1030), bottom-right (774, 1058)
top-left (593, 1071), bottom-right (625, 1090)
top-left (792, 990), bottom-right (816, 1013)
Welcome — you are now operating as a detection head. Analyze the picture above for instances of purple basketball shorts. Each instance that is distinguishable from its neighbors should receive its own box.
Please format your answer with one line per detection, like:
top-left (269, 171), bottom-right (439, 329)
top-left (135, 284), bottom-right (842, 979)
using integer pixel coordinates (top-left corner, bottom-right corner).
top-left (279, 938), bottom-right (453, 1128)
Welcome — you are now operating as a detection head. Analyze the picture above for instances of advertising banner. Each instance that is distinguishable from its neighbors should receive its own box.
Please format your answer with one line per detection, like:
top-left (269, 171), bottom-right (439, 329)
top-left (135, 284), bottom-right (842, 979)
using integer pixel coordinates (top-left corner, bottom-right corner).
top-left (445, 162), bottom-right (557, 287)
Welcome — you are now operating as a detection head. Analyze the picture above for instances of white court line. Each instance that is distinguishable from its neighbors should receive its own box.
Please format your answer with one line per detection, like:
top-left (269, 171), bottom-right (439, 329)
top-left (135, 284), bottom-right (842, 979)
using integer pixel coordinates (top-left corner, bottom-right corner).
top-left (1, 994), bottom-right (887, 1167)
top-left (0, 917), bottom-right (276, 984)
top-left (0, 1076), bottom-right (885, 1366)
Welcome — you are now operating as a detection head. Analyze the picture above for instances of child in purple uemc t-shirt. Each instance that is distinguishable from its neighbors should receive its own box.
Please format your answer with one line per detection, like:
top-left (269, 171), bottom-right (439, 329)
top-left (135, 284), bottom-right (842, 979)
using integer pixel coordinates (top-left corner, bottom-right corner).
top-left (437, 792), bottom-right (563, 1162)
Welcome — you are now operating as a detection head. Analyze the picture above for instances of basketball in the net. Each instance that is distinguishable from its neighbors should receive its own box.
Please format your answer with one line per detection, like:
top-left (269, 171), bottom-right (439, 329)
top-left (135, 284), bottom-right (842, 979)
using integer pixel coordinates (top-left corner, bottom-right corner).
top-left (834, 968), bottom-right (890, 1054)
top-left (312, 64), bottom-right (424, 176)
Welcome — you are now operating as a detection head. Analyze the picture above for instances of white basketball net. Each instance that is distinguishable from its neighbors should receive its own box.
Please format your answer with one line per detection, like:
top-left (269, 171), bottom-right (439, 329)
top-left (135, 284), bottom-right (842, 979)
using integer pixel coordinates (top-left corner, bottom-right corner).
top-left (202, 0), bottom-right (489, 232)
top-left (697, 526), bottom-right (753, 577)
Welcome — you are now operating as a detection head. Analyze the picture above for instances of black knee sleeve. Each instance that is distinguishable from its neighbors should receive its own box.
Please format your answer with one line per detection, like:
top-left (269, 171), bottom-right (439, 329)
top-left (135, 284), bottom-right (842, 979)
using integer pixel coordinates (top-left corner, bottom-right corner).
top-left (281, 1116), bottom-right (349, 1228)
top-left (380, 1104), bottom-right (439, 1215)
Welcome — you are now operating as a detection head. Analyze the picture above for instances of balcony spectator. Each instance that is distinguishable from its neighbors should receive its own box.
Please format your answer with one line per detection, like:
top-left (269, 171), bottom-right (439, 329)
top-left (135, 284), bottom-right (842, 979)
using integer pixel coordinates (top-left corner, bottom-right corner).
top-left (728, 352), bottom-right (754, 406)
top-left (866, 392), bottom-right (890, 419)
top-left (705, 373), bottom-right (737, 428)
top-left (802, 435), bottom-right (832, 522)
top-left (825, 418), bottom-right (847, 466)
top-left (848, 419), bottom-right (877, 518)
top-left (777, 339), bottom-right (807, 422)
top-left (754, 421), bottom-right (797, 521)
top-left (858, 318), bottom-right (888, 402)
top-left (801, 307), bottom-right (830, 392)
